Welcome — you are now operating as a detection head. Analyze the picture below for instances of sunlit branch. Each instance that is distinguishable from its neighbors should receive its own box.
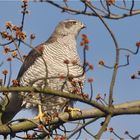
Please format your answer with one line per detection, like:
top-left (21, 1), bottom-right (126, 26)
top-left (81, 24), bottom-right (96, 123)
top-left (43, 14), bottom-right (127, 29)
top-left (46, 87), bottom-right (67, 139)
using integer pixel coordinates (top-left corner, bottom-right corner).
top-left (0, 100), bottom-right (140, 136)
top-left (95, 114), bottom-right (112, 140)
top-left (0, 86), bottom-right (109, 113)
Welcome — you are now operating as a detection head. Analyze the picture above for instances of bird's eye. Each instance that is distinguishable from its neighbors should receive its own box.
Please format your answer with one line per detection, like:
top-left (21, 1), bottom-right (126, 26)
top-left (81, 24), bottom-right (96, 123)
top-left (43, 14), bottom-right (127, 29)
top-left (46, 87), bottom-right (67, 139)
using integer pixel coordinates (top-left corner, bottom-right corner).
top-left (71, 21), bottom-right (77, 24)
top-left (64, 21), bottom-right (77, 28)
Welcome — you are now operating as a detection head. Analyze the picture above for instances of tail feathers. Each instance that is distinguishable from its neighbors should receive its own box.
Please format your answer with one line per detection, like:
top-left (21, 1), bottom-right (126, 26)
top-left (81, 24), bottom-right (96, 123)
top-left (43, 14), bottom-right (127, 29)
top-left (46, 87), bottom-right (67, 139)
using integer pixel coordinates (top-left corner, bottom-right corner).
top-left (1, 92), bottom-right (22, 124)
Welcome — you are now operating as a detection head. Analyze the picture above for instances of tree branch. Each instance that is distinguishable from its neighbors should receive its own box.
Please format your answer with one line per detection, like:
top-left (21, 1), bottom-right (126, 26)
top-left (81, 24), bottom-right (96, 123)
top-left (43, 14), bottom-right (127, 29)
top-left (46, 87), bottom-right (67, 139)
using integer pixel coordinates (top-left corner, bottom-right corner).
top-left (43, 0), bottom-right (140, 20)
top-left (0, 100), bottom-right (140, 135)
top-left (0, 86), bottom-right (109, 113)
top-left (81, 0), bottom-right (120, 107)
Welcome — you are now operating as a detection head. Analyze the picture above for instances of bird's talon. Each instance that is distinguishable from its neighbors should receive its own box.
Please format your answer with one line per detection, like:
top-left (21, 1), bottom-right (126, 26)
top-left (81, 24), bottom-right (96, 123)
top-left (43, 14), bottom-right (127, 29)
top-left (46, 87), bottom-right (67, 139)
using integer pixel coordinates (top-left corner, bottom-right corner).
top-left (67, 107), bottom-right (81, 112)
top-left (34, 112), bottom-right (46, 122)
top-left (66, 107), bottom-right (81, 116)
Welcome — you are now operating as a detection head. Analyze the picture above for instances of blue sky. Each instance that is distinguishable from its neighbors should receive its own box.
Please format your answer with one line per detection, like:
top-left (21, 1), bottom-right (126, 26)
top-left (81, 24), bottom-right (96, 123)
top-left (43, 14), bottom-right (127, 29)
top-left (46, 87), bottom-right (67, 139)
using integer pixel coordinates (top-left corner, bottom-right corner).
top-left (0, 1), bottom-right (140, 139)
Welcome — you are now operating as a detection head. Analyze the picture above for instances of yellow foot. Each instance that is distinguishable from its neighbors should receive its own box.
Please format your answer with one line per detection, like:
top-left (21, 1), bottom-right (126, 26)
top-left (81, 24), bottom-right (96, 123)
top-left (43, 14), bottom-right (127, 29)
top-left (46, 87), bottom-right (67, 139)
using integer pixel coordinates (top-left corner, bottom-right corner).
top-left (67, 107), bottom-right (81, 112)
top-left (34, 112), bottom-right (46, 122)
top-left (66, 107), bottom-right (81, 117)
top-left (34, 105), bottom-right (46, 122)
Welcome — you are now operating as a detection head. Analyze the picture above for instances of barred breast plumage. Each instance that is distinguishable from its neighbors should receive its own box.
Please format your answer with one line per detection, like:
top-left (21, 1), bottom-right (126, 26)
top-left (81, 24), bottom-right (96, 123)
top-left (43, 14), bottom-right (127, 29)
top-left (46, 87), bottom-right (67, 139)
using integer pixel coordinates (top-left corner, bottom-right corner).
top-left (20, 35), bottom-right (85, 112)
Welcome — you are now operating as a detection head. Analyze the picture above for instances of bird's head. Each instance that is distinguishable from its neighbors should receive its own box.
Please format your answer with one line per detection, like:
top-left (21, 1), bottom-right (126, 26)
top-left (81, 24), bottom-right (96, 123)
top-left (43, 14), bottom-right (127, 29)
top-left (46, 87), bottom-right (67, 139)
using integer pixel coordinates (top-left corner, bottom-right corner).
top-left (54, 19), bottom-right (86, 37)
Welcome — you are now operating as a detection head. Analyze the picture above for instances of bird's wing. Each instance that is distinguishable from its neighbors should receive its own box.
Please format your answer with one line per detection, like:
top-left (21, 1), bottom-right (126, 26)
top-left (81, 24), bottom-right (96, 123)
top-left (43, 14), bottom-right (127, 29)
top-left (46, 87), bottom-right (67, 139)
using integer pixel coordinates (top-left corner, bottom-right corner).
top-left (1, 43), bottom-right (45, 124)
top-left (17, 43), bottom-right (45, 79)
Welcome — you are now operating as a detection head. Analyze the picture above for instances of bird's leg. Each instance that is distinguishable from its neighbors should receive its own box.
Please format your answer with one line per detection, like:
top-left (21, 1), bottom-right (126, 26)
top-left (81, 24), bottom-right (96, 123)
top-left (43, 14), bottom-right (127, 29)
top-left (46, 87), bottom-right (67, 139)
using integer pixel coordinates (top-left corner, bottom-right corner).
top-left (34, 104), bottom-right (45, 122)
top-left (34, 93), bottom-right (46, 122)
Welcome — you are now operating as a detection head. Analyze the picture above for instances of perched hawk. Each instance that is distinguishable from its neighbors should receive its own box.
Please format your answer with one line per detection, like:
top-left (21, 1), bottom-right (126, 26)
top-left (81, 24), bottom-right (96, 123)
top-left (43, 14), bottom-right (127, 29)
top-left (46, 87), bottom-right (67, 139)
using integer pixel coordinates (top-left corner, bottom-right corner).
top-left (2, 19), bottom-right (86, 124)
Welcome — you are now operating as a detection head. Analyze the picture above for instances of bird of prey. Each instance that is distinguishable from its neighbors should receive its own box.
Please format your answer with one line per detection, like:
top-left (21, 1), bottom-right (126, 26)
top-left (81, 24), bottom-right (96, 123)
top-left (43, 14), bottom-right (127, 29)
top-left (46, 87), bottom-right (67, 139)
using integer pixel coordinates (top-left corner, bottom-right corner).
top-left (1, 19), bottom-right (86, 124)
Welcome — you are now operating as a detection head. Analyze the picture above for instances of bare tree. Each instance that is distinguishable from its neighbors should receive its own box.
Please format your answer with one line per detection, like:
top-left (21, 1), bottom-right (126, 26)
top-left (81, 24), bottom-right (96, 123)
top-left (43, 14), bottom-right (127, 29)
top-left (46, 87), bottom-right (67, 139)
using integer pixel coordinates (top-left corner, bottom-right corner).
top-left (0, 0), bottom-right (140, 139)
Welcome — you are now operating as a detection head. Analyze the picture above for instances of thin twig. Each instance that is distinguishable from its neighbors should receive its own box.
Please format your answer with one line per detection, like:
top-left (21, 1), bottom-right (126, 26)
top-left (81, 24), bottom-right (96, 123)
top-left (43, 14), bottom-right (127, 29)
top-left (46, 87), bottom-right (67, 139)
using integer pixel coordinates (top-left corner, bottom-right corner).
top-left (130, 0), bottom-right (135, 15)
top-left (119, 47), bottom-right (139, 55)
top-left (106, 0), bottom-right (111, 17)
top-left (17, 0), bottom-right (28, 48)
top-left (7, 61), bottom-right (12, 88)
top-left (81, 0), bottom-right (120, 107)
top-left (89, 82), bottom-right (93, 101)
top-left (68, 118), bottom-right (97, 139)
top-left (83, 127), bottom-right (95, 138)
top-left (95, 115), bottom-right (112, 139)
top-left (0, 61), bottom-right (4, 67)
top-left (112, 131), bottom-right (123, 139)
top-left (100, 0), bottom-right (108, 12)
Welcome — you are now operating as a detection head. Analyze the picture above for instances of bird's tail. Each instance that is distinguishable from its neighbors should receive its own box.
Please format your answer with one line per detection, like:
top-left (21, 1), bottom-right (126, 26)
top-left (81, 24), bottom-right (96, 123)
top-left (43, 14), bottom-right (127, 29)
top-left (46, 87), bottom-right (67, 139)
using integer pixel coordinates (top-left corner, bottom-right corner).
top-left (1, 92), bottom-right (22, 124)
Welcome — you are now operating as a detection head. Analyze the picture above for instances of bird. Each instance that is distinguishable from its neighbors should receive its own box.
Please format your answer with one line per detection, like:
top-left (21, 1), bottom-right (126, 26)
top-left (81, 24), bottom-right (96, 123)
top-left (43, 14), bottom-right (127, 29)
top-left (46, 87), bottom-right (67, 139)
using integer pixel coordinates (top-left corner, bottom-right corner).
top-left (1, 19), bottom-right (86, 124)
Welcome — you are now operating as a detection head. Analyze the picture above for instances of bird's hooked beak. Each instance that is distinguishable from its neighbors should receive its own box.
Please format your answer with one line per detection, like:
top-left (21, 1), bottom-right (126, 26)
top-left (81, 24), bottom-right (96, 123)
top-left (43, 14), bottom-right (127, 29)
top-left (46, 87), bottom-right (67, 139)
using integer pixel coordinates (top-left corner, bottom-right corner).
top-left (82, 24), bottom-right (86, 29)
